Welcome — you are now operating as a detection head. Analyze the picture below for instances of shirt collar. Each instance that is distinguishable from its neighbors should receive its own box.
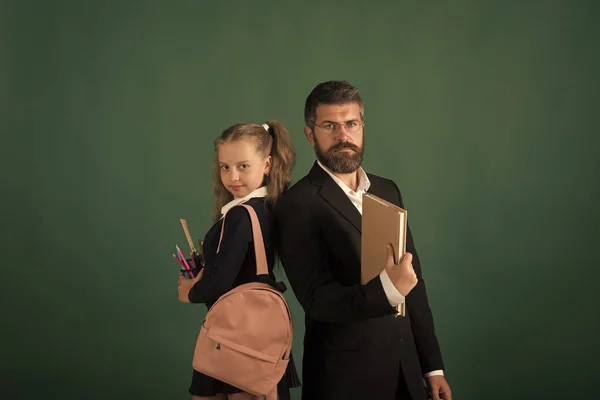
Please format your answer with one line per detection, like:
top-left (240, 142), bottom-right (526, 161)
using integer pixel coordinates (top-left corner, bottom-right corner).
top-left (317, 160), bottom-right (371, 194)
top-left (220, 186), bottom-right (268, 217)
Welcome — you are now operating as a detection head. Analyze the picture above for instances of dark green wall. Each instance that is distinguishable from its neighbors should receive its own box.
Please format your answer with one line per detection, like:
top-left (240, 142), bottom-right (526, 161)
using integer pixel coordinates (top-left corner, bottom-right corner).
top-left (2, 1), bottom-right (599, 399)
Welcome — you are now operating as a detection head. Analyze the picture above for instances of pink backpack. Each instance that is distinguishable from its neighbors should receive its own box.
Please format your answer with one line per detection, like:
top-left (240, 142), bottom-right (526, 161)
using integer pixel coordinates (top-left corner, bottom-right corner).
top-left (192, 204), bottom-right (294, 398)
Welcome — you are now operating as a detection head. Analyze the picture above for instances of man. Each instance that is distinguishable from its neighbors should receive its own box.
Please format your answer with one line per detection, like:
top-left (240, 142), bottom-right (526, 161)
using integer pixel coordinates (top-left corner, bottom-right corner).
top-left (275, 81), bottom-right (452, 400)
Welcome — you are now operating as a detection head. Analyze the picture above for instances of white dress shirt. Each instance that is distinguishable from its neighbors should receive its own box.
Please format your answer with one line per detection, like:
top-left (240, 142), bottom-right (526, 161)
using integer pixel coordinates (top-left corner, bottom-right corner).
top-left (317, 161), bottom-right (444, 378)
top-left (220, 186), bottom-right (268, 217)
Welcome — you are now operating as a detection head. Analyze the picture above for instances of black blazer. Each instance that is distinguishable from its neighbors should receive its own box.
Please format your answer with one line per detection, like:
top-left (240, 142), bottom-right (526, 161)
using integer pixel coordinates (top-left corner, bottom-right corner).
top-left (186, 197), bottom-right (300, 398)
top-left (188, 197), bottom-right (276, 308)
top-left (275, 162), bottom-right (444, 400)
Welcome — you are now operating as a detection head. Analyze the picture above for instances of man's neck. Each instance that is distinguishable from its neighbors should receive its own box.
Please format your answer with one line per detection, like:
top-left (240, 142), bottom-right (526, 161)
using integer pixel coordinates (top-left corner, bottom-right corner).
top-left (333, 171), bottom-right (359, 192)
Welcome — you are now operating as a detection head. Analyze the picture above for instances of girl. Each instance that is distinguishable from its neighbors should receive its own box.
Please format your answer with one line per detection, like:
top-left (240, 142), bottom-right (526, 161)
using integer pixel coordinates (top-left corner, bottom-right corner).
top-left (177, 121), bottom-right (300, 400)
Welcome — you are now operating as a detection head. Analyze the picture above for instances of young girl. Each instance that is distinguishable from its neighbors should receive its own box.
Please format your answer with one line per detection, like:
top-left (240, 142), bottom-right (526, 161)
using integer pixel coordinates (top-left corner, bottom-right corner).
top-left (177, 121), bottom-right (300, 400)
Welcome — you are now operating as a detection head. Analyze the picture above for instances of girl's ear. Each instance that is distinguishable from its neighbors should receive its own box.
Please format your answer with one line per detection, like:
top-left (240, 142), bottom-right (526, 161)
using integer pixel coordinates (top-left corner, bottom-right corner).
top-left (264, 155), bottom-right (272, 175)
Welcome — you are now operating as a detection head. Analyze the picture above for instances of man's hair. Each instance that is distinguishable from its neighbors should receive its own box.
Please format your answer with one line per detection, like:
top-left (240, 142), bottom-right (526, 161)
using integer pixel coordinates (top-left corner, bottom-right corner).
top-left (304, 80), bottom-right (364, 127)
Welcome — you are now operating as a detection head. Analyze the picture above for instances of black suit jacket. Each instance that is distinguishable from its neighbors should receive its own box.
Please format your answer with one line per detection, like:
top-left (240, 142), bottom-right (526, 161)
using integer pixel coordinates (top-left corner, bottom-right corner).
top-left (187, 198), bottom-right (301, 397)
top-left (275, 162), bottom-right (444, 400)
top-left (188, 198), bottom-right (276, 308)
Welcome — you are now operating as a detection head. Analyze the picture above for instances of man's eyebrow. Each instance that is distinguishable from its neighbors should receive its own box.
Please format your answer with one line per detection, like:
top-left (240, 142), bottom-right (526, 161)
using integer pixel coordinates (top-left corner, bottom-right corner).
top-left (320, 118), bottom-right (359, 124)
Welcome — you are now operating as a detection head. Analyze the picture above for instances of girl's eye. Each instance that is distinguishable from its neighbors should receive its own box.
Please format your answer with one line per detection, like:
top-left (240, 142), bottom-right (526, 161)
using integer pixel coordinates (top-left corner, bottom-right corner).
top-left (239, 164), bottom-right (248, 170)
top-left (220, 165), bottom-right (228, 170)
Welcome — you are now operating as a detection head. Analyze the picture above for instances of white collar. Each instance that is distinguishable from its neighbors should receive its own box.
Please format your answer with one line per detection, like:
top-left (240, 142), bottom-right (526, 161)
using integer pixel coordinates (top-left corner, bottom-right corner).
top-left (220, 186), bottom-right (268, 217)
top-left (317, 160), bottom-right (371, 194)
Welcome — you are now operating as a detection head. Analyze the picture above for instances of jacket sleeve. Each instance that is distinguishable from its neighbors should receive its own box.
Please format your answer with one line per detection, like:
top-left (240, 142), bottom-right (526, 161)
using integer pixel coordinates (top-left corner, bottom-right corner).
top-left (393, 181), bottom-right (445, 373)
top-left (188, 207), bottom-right (251, 305)
top-left (275, 195), bottom-right (397, 323)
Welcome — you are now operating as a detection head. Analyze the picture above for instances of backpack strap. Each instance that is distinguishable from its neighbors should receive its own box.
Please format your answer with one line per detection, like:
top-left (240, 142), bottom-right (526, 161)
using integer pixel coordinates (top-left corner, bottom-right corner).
top-left (217, 204), bottom-right (268, 276)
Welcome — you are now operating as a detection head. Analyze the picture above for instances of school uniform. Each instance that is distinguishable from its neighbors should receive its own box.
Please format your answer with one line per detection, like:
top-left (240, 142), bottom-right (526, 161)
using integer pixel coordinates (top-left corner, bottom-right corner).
top-left (187, 187), bottom-right (300, 397)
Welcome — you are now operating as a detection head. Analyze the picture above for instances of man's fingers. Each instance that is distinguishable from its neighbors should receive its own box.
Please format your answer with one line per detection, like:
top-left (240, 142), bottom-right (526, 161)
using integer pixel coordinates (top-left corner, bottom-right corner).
top-left (441, 384), bottom-right (452, 400)
top-left (401, 252), bottom-right (413, 265)
top-left (386, 244), bottom-right (396, 265)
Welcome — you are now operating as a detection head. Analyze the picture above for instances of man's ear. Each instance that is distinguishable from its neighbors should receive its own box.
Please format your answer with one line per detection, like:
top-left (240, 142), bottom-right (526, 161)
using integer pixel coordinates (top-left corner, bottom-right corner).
top-left (304, 126), bottom-right (315, 147)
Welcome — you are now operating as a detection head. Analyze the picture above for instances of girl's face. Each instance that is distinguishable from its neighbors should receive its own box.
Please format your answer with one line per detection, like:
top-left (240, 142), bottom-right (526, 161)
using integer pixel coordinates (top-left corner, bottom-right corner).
top-left (218, 139), bottom-right (271, 199)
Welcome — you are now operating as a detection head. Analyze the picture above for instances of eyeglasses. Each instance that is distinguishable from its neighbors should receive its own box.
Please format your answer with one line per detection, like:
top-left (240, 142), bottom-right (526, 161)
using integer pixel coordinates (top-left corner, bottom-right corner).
top-left (313, 120), bottom-right (364, 134)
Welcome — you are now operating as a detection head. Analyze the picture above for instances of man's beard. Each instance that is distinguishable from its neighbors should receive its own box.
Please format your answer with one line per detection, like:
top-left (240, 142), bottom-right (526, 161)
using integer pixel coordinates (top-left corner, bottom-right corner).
top-left (314, 137), bottom-right (364, 174)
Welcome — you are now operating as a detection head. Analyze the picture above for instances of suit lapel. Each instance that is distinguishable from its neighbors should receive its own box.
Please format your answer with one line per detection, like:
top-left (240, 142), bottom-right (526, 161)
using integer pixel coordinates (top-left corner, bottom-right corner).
top-left (320, 179), bottom-right (362, 233)
top-left (309, 162), bottom-right (362, 233)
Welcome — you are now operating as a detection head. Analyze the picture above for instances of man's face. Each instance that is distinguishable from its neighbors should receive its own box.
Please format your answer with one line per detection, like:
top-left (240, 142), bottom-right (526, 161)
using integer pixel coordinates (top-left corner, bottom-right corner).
top-left (304, 102), bottom-right (364, 174)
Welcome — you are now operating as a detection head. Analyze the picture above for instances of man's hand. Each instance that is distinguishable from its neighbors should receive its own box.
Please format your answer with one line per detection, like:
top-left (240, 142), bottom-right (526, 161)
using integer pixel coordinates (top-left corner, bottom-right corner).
top-left (384, 245), bottom-right (418, 296)
top-left (426, 375), bottom-right (452, 400)
top-left (177, 269), bottom-right (203, 303)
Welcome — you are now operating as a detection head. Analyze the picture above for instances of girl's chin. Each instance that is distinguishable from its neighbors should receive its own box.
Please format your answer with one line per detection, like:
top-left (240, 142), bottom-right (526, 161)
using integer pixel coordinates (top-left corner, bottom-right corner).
top-left (229, 189), bottom-right (249, 199)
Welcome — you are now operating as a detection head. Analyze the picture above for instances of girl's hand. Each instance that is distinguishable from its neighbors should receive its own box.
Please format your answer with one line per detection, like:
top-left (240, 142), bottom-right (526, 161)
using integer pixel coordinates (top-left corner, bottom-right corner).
top-left (177, 269), bottom-right (204, 303)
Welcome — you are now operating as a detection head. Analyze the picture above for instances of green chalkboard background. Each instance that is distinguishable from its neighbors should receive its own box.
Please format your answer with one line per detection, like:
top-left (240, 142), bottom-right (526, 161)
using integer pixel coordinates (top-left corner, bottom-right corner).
top-left (2, 1), bottom-right (599, 399)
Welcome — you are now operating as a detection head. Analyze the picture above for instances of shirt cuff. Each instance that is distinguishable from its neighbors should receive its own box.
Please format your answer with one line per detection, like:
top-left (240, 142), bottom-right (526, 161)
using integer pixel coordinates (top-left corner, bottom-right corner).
top-left (379, 269), bottom-right (405, 307)
top-left (425, 370), bottom-right (444, 377)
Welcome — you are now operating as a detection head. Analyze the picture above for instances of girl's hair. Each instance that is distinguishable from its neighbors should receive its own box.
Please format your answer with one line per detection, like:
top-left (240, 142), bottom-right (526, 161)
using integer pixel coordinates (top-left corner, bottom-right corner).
top-left (211, 120), bottom-right (296, 221)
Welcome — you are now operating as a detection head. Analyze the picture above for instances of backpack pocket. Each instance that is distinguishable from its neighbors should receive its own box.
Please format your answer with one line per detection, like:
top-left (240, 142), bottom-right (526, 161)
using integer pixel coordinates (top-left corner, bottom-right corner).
top-left (206, 330), bottom-right (280, 364)
top-left (193, 327), bottom-right (288, 395)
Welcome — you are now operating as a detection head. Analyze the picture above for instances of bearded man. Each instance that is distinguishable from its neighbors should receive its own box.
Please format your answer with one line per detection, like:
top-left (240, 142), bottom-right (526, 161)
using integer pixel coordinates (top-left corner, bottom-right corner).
top-left (275, 81), bottom-right (452, 400)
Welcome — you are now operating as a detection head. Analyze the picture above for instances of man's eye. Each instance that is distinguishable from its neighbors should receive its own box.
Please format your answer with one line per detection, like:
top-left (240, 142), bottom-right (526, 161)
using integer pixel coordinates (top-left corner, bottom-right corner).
top-left (347, 121), bottom-right (357, 128)
top-left (323, 123), bottom-right (334, 130)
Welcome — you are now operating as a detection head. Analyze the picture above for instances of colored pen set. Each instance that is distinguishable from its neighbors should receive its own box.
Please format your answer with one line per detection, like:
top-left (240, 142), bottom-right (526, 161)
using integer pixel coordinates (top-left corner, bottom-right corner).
top-left (173, 218), bottom-right (204, 279)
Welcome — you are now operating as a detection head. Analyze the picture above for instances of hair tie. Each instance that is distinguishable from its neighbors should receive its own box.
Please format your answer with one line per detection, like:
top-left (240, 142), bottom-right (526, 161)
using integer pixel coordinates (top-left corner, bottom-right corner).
top-left (262, 123), bottom-right (270, 132)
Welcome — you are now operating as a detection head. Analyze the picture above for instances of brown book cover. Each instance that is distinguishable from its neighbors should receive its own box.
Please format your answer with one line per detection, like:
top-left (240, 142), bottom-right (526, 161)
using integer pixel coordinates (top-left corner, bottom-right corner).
top-left (361, 193), bottom-right (407, 284)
